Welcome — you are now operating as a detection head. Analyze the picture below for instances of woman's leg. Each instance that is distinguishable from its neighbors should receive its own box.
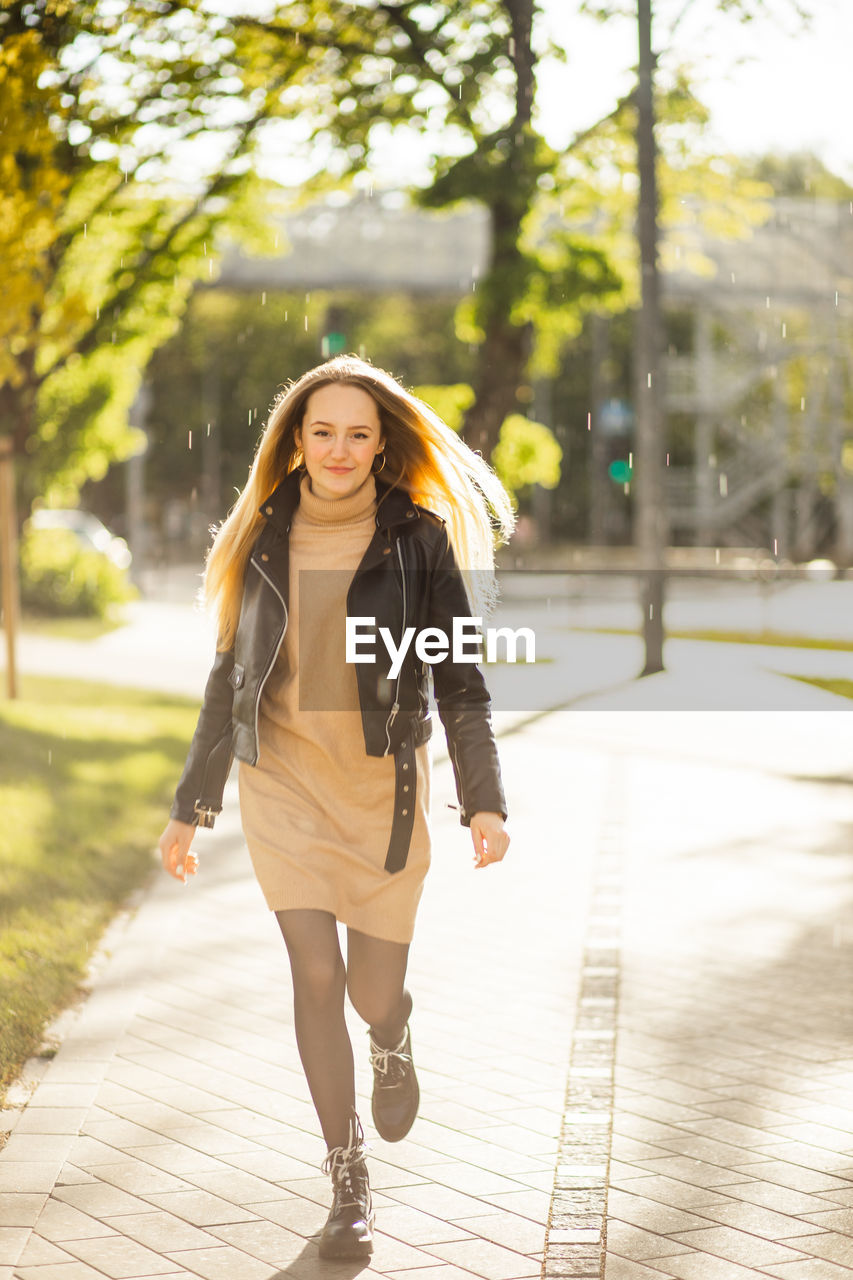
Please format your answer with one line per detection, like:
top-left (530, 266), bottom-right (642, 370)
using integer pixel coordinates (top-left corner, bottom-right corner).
top-left (346, 927), bottom-right (420, 1143)
top-left (345, 927), bottom-right (412, 1045)
top-left (275, 908), bottom-right (355, 1151)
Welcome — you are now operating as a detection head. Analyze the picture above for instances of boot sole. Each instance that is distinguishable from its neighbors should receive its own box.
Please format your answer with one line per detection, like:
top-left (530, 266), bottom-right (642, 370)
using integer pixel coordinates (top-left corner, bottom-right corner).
top-left (318, 1221), bottom-right (375, 1260)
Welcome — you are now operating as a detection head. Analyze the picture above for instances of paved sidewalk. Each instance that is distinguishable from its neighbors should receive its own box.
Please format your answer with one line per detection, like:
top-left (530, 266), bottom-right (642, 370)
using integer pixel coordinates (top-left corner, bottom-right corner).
top-left (1, 710), bottom-right (605, 1278)
top-left (3, 668), bottom-right (853, 1279)
top-left (568, 676), bottom-right (853, 1280)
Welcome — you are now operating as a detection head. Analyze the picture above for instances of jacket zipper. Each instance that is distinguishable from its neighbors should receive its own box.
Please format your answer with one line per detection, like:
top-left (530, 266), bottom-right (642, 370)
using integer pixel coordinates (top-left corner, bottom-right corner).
top-left (253, 555), bottom-right (289, 763)
top-left (383, 536), bottom-right (407, 756)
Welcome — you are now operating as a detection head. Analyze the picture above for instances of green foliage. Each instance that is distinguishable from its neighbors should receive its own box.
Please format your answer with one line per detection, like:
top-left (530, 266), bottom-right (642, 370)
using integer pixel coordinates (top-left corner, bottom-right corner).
top-left (412, 384), bottom-right (476, 433)
top-left (534, 71), bottom-right (774, 336)
top-left (492, 414), bottom-right (563, 502)
top-left (2, 0), bottom-right (528, 502)
top-left (19, 527), bottom-right (135, 619)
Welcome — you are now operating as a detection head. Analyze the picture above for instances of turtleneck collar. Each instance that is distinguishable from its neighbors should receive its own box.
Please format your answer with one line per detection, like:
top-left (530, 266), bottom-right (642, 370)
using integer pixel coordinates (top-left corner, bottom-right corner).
top-left (296, 471), bottom-right (377, 527)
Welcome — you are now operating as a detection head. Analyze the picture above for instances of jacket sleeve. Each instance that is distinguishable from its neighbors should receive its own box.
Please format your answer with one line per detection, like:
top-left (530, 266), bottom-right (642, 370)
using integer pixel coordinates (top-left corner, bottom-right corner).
top-left (170, 645), bottom-right (236, 827)
top-left (427, 526), bottom-right (507, 826)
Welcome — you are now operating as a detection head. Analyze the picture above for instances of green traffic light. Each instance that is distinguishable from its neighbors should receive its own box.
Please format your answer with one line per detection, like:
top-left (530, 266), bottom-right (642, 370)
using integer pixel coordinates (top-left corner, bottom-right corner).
top-left (608, 459), bottom-right (633, 484)
top-left (322, 332), bottom-right (347, 357)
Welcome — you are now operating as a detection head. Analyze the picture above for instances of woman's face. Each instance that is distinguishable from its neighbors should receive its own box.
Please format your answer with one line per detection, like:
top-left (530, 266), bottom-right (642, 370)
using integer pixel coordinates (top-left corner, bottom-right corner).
top-left (295, 383), bottom-right (384, 502)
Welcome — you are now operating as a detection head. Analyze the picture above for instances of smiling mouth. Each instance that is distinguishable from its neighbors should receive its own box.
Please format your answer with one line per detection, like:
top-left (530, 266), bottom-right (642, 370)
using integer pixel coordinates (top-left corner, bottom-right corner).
top-left (326, 466), bottom-right (354, 472)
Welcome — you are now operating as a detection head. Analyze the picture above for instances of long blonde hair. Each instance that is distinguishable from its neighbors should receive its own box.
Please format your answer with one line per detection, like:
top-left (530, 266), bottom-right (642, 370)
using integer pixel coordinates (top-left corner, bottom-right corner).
top-left (205, 355), bottom-right (515, 650)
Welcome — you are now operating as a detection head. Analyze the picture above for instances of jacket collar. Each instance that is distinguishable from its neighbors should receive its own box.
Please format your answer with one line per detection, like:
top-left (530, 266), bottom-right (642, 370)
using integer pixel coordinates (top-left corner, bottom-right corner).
top-left (259, 469), bottom-right (420, 535)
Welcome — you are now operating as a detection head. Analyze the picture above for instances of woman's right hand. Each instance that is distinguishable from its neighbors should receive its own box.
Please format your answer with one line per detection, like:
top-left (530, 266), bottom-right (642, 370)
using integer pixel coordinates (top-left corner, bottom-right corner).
top-left (159, 818), bottom-right (198, 884)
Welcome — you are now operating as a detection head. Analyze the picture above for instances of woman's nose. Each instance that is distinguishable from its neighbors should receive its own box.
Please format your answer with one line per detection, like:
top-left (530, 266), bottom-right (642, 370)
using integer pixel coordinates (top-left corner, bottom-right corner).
top-left (330, 435), bottom-right (349, 458)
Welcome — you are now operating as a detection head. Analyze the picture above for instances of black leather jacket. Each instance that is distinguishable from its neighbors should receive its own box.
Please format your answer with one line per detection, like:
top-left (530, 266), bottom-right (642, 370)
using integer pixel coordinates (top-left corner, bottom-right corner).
top-left (170, 469), bottom-right (507, 873)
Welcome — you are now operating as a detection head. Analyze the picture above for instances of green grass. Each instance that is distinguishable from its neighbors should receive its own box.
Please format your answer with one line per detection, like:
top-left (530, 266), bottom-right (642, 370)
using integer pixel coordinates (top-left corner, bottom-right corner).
top-left (0, 675), bottom-right (198, 1099)
top-left (785, 675), bottom-right (853, 701)
top-left (571, 626), bottom-right (853, 652)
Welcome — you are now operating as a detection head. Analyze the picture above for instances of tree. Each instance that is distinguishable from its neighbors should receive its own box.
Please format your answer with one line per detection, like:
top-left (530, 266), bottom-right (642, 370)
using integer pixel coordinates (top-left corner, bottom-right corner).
top-left (4, 0), bottom-right (618, 513)
top-left (1, 1), bottom-right (289, 513)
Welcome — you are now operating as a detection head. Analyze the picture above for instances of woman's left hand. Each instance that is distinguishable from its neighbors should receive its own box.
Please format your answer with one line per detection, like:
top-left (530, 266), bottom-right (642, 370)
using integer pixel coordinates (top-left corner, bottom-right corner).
top-left (469, 812), bottom-right (510, 869)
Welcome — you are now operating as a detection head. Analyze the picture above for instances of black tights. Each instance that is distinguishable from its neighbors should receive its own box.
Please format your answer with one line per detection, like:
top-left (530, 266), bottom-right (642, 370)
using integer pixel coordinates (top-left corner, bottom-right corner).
top-left (275, 908), bottom-right (412, 1151)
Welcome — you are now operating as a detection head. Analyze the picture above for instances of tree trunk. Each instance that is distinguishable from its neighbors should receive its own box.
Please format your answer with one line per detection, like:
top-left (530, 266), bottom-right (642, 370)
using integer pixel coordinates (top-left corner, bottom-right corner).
top-left (461, 0), bottom-right (537, 460)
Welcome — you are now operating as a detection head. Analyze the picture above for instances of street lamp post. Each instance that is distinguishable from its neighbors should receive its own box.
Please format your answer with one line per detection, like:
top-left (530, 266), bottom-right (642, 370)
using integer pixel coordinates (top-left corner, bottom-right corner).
top-left (635, 0), bottom-right (668, 674)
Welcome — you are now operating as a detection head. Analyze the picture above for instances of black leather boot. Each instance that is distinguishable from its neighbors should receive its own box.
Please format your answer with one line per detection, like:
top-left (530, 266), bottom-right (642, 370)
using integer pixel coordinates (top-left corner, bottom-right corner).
top-left (369, 1022), bottom-right (420, 1142)
top-left (318, 1116), bottom-right (374, 1260)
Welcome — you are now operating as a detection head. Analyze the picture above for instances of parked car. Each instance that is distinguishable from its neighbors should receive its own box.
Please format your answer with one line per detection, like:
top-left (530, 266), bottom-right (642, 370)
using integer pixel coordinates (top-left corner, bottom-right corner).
top-left (29, 509), bottom-right (132, 570)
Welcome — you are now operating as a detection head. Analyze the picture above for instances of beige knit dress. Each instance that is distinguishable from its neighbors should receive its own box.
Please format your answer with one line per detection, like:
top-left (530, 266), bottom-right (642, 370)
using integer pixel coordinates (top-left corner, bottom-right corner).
top-left (238, 473), bottom-right (431, 944)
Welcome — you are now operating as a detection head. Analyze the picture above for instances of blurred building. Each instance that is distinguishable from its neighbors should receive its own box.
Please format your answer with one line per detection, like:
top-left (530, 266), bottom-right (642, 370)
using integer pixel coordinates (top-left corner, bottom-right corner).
top-left (129, 192), bottom-right (851, 564)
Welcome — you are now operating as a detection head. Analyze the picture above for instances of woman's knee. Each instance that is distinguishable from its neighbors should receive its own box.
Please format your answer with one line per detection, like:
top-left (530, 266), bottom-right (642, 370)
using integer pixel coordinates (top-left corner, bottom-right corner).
top-left (347, 975), bottom-right (410, 1034)
top-left (294, 950), bottom-right (346, 1010)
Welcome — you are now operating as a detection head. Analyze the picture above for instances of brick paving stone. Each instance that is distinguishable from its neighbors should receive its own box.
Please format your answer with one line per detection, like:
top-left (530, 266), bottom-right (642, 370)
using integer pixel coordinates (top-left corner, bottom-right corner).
top-left (695, 1200), bottom-right (827, 1239)
top-left (610, 1175), bottom-right (731, 1211)
top-left (382, 1181), bottom-right (507, 1221)
top-left (452, 1214), bottom-right (544, 1253)
top-left (84, 1161), bottom-right (192, 1198)
top-left (204, 1218), bottom-right (313, 1265)
top-left (15, 1264), bottom-right (112, 1280)
top-left (176, 1167), bottom-right (302, 1204)
top-left (119, 1145), bottom-right (229, 1178)
top-left (100, 1211), bottom-right (215, 1252)
top-left (726, 1162), bottom-right (853, 1195)
top-left (15, 1234), bottom-right (78, 1266)
top-left (33, 1199), bottom-right (119, 1242)
top-left (717, 1183), bottom-right (843, 1217)
top-left (373, 1268), bottom-right (492, 1280)
top-left (628, 1156), bottom-right (760, 1188)
top-left (0, 1163), bottom-right (62, 1194)
top-left (604, 1257), bottom-right (680, 1279)
top-left (138, 1190), bottom-right (259, 1226)
top-left (53, 1184), bottom-right (154, 1218)
top-left (803, 1211), bottom-right (853, 1234)
top-left (372, 1203), bottom-right (474, 1246)
top-left (412, 1161), bottom-right (527, 1198)
top-left (0, 1226), bottom-right (29, 1261)
top-left (763, 1263), bottom-right (853, 1279)
top-left (605, 1221), bottom-right (695, 1260)
top-left (0, 1195), bottom-right (48, 1227)
top-left (55, 1167), bottom-right (97, 1187)
top-left (667, 1224), bottom-right (807, 1267)
top-left (424, 1237), bottom-right (541, 1278)
top-left (650, 1254), bottom-right (785, 1280)
top-left (767, 1145), bottom-right (853, 1176)
top-left (13, 1111), bottom-right (90, 1136)
top-left (474, 1189), bottom-right (552, 1222)
top-left (606, 1190), bottom-right (715, 1235)
top-left (59, 1233), bottom-right (182, 1277)
top-left (163, 1245), bottom-right (280, 1279)
top-left (777, 1233), bottom-right (853, 1267)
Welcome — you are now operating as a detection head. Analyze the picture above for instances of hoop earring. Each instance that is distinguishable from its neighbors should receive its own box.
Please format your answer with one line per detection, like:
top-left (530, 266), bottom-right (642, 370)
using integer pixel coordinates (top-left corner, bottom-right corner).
top-left (372, 451), bottom-right (386, 474)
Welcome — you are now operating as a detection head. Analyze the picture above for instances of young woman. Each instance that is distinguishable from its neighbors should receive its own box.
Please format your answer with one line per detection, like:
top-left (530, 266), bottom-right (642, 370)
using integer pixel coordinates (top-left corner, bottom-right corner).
top-left (158, 355), bottom-right (512, 1260)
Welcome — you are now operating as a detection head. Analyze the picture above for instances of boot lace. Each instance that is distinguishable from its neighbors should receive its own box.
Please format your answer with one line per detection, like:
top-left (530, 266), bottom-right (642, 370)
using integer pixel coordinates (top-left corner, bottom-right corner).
top-left (369, 1028), bottom-right (411, 1084)
top-left (321, 1116), bottom-right (369, 1208)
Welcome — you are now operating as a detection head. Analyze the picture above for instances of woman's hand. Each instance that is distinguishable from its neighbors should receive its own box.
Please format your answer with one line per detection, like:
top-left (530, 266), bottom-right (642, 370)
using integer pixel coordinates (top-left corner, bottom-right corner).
top-left (469, 812), bottom-right (510, 869)
top-left (159, 818), bottom-right (199, 884)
